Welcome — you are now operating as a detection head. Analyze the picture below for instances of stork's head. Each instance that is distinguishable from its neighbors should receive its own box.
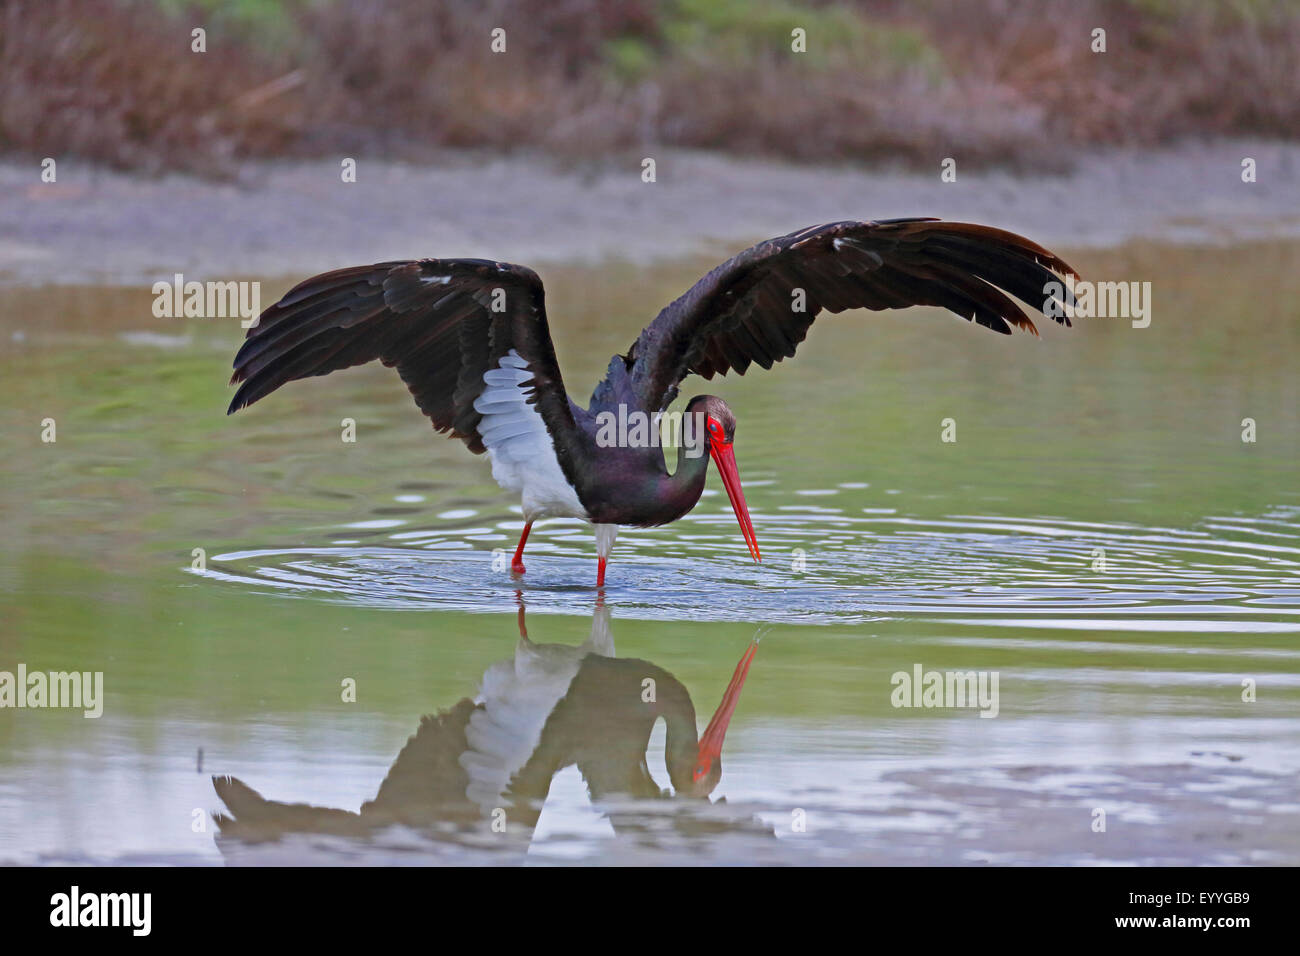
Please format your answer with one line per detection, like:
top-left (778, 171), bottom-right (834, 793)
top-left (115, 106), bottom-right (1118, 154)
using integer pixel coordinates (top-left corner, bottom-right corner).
top-left (677, 639), bottom-right (759, 799)
top-left (685, 395), bottom-right (760, 563)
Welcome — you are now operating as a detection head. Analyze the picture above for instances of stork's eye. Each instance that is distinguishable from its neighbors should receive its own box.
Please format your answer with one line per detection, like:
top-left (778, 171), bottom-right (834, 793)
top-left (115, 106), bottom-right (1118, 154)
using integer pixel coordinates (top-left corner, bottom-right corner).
top-left (707, 418), bottom-right (722, 438)
top-left (693, 759), bottom-right (711, 781)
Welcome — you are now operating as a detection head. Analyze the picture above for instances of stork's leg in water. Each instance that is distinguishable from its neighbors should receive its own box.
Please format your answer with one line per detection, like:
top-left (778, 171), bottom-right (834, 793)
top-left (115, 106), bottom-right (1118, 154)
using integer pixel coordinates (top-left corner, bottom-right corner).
top-left (595, 524), bottom-right (619, 587)
top-left (514, 589), bottom-right (527, 638)
top-left (511, 521), bottom-right (533, 575)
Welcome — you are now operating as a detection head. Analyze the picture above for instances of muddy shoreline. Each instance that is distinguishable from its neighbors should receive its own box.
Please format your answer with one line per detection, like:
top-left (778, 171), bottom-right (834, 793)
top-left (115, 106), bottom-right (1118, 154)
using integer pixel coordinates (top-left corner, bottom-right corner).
top-left (2, 139), bottom-right (1298, 287)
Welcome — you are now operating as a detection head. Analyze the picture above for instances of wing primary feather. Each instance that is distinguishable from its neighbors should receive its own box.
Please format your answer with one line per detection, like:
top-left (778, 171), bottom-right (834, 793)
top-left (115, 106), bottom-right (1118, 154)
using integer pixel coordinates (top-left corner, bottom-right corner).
top-left (603, 218), bottom-right (1083, 410)
top-left (226, 260), bottom-right (577, 469)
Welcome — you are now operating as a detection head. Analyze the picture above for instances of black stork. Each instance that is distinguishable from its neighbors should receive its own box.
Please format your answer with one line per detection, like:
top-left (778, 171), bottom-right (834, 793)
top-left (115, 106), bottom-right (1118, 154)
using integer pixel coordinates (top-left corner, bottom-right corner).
top-left (228, 218), bottom-right (1077, 584)
top-left (212, 604), bottom-right (761, 856)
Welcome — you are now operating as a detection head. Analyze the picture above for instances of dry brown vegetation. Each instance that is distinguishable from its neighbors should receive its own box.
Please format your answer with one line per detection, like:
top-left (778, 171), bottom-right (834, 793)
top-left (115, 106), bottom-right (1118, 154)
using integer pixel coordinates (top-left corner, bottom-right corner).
top-left (2, 0), bottom-right (1297, 177)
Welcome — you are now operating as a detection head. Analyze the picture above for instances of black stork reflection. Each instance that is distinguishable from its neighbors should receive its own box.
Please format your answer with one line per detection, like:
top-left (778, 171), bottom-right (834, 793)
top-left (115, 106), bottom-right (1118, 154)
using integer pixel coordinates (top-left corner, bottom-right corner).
top-left (228, 219), bottom-right (1078, 584)
top-left (212, 604), bottom-right (763, 857)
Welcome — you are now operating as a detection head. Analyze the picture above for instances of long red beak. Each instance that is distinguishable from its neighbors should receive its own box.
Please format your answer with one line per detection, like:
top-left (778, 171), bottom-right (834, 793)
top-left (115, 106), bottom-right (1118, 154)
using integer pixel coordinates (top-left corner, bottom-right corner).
top-left (695, 640), bottom-right (758, 780)
top-left (709, 440), bottom-right (761, 562)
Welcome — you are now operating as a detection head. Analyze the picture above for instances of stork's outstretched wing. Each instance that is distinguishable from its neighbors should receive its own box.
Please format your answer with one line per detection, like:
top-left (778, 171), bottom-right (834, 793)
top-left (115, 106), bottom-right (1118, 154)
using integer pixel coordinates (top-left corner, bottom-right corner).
top-left (228, 258), bottom-right (574, 457)
top-left (212, 699), bottom-right (487, 842)
top-left (609, 218), bottom-right (1079, 413)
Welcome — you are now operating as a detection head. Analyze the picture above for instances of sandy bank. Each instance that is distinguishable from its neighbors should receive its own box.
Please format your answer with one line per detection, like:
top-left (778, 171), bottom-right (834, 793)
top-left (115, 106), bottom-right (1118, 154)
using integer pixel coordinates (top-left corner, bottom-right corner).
top-left (2, 139), bottom-right (1298, 286)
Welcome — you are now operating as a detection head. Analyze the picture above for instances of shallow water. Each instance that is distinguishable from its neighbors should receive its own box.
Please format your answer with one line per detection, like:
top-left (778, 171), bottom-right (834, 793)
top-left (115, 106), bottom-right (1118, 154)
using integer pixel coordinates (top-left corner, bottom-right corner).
top-left (2, 241), bottom-right (1299, 865)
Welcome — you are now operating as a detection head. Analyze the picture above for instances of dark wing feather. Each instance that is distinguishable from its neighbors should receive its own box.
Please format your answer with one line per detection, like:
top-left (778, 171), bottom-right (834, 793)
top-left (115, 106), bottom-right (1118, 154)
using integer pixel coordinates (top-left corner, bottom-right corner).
top-left (228, 258), bottom-right (575, 457)
top-left (358, 699), bottom-right (483, 827)
top-left (211, 775), bottom-right (366, 840)
top-left (614, 219), bottom-right (1079, 413)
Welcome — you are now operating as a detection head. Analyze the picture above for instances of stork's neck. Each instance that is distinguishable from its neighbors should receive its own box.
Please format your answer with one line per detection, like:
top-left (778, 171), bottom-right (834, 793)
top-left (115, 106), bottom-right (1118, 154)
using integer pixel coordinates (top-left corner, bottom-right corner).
top-left (661, 688), bottom-right (701, 794)
top-left (653, 440), bottom-right (711, 525)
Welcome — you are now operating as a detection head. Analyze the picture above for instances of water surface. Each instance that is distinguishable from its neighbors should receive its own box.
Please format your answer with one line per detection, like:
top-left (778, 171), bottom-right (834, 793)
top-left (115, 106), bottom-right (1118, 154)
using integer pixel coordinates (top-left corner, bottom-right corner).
top-left (1, 240), bottom-right (1298, 864)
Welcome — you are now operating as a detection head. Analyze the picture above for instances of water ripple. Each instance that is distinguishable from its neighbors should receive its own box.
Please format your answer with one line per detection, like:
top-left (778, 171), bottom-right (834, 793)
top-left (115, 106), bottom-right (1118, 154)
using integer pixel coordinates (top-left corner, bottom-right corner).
top-left (193, 506), bottom-right (1300, 628)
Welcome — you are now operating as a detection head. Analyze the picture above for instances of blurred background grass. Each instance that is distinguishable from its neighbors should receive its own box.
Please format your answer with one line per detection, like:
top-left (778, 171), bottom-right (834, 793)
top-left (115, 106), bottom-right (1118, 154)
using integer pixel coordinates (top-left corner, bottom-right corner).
top-left (2, 0), bottom-right (1298, 177)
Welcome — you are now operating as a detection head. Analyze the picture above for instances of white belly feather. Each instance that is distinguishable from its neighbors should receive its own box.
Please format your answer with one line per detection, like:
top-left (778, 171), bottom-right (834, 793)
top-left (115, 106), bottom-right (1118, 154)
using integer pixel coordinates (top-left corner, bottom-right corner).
top-left (473, 350), bottom-right (587, 521)
top-left (460, 613), bottom-right (615, 812)
top-left (460, 643), bottom-right (582, 812)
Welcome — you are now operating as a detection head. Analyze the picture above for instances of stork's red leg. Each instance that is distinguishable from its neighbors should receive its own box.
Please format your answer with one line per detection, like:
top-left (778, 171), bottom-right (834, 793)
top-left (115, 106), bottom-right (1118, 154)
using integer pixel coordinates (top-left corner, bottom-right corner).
top-left (513, 588), bottom-right (528, 637)
top-left (512, 521), bottom-right (533, 575)
top-left (594, 524), bottom-right (618, 588)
